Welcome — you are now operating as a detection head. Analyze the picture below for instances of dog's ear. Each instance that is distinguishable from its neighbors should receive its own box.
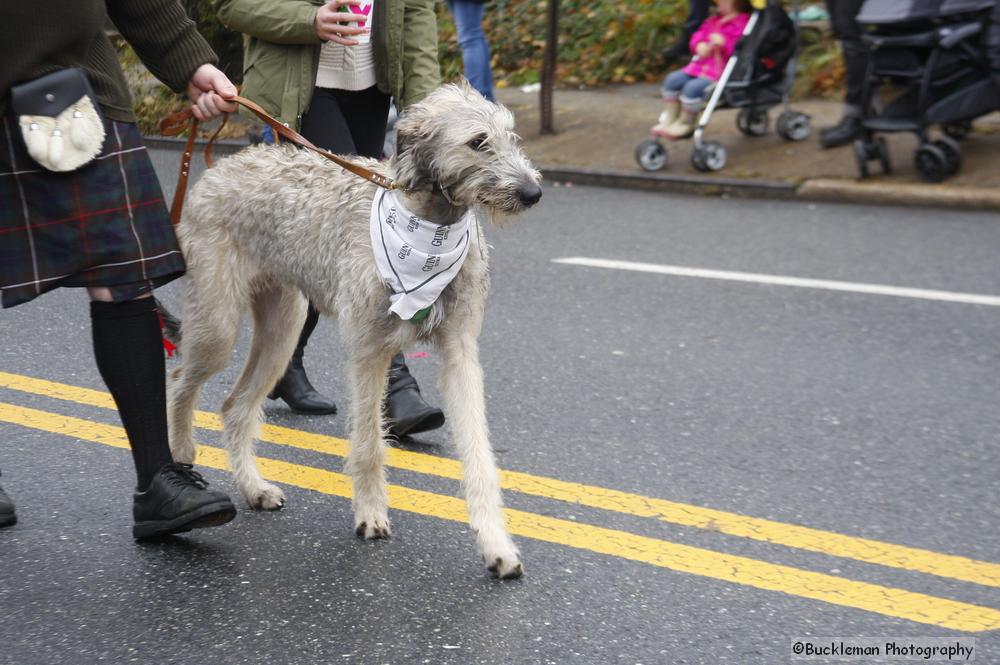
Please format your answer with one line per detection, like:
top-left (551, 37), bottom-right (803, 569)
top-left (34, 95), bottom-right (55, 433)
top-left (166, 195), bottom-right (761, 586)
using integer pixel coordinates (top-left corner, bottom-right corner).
top-left (393, 111), bottom-right (433, 190)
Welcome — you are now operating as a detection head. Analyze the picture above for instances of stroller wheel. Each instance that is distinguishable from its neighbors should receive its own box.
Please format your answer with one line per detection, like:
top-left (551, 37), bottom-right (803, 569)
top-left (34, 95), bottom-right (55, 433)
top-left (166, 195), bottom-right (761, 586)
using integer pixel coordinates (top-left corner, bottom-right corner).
top-left (691, 141), bottom-right (727, 172)
top-left (932, 137), bottom-right (962, 176)
top-left (635, 138), bottom-right (668, 172)
top-left (914, 144), bottom-right (949, 183)
top-left (941, 120), bottom-right (972, 142)
top-left (776, 111), bottom-right (812, 142)
top-left (736, 109), bottom-right (769, 137)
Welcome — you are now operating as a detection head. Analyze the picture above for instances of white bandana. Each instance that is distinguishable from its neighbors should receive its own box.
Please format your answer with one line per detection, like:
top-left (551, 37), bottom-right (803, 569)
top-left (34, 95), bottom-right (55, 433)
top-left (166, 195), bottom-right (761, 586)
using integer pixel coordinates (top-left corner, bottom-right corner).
top-left (370, 189), bottom-right (473, 320)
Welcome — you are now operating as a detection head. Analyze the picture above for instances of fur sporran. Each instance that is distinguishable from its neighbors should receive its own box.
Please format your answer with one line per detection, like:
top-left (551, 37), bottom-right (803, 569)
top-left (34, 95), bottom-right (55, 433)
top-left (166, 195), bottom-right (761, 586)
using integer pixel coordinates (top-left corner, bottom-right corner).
top-left (10, 68), bottom-right (105, 172)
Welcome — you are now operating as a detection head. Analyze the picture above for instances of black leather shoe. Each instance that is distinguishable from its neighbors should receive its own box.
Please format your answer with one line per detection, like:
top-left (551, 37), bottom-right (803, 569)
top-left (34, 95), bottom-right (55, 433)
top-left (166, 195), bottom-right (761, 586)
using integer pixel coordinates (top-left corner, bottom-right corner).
top-left (385, 373), bottom-right (445, 438)
top-left (820, 115), bottom-right (864, 148)
top-left (386, 383), bottom-right (445, 437)
top-left (0, 473), bottom-right (15, 528)
top-left (268, 357), bottom-right (338, 415)
top-left (133, 463), bottom-right (236, 539)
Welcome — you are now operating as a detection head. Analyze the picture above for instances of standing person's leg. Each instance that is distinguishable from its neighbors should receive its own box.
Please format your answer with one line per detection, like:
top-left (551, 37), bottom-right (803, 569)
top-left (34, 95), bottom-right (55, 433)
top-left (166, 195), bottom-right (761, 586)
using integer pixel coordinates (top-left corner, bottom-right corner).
top-left (447, 0), bottom-right (496, 101)
top-left (334, 86), bottom-right (446, 437)
top-left (820, 0), bottom-right (869, 148)
top-left (268, 88), bottom-right (359, 415)
top-left (663, 0), bottom-right (712, 61)
top-left (88, 288), bottom-right (236, 538)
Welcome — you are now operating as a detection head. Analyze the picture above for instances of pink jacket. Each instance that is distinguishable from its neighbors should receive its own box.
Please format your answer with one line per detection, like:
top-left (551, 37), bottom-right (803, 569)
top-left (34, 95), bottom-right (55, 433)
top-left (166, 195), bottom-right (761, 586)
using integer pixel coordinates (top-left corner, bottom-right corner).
top-left (682, 12), bottom-right (750, 81)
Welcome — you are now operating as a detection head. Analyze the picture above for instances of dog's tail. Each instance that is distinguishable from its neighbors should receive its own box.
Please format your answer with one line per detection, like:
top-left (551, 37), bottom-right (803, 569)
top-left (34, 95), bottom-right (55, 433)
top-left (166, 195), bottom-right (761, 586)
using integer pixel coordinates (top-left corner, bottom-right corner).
top-left (155, 298), bottom-right (182, 357)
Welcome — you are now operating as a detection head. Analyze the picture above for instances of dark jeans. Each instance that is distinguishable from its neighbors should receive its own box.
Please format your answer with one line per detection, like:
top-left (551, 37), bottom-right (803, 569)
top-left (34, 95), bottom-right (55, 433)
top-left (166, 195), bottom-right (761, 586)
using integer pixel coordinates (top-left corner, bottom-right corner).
top-left (293, 86), bottom-right (411, 381)
top-left (825, 0), bottom-right (869, 110)
top-left (447, 0), bottom-right (495, 101)
top-left (683, 0), bottom-right (710, 38)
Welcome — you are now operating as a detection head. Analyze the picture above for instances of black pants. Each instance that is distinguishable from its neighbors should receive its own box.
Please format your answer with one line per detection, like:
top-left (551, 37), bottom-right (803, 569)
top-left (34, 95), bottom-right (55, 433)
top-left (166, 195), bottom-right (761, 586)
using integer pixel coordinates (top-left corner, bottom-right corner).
top-left (825, 0), bottom-right (869, 110)
top-left (682, 0), bottom-right (710, 39)
top-left (293, 86), bottom-right (412, 383)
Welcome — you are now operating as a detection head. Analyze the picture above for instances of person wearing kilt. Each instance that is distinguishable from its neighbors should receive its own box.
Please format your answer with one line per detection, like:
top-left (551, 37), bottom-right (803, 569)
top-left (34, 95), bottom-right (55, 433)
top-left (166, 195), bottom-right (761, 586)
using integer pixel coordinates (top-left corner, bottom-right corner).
top-left (0, 0), bottom-right (241, 538)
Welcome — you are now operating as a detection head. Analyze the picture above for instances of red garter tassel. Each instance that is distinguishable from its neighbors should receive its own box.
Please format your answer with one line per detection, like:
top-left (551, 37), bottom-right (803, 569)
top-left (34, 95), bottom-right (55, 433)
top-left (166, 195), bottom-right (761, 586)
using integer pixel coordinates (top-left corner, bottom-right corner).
top-left (156, 310), bottom-right (178, 358)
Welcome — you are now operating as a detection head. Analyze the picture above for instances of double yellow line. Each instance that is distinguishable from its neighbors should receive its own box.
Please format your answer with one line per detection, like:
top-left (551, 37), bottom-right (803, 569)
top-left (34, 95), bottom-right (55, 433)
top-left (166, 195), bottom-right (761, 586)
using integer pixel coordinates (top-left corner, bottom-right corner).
top-left (1, 370), bottom-right (999, 632)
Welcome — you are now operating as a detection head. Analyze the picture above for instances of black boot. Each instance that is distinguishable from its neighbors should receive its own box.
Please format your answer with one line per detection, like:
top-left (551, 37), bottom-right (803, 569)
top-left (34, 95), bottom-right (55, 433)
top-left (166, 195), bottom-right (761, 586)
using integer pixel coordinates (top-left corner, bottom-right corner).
top-left (0, 471), bottom-right (15, 528)
top-left (269, 356), bottom-right (338, 415)
top-left (820, 115), bottom-right (863, 148)
top-left (385, 354), bottom-right (445, 438)
top-left (133, 463), bottom-right (236, 539)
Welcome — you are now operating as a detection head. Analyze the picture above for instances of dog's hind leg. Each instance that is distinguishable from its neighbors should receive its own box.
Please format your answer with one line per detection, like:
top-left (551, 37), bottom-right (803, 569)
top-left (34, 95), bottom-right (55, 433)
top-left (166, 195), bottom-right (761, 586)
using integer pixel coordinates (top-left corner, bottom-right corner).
top-left (438, 328), bottom-right (523, 579)
top-left (344, 343), bottom-right (394, 539)
top-left (167, 296), bottom-right (241, 465)
top-left (221, 283), bottom-right (308, 510)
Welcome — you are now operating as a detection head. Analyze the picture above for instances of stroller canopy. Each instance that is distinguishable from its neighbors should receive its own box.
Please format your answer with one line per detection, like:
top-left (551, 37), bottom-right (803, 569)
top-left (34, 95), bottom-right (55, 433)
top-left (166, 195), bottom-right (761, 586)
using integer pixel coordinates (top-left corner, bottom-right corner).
top-left (940, 0), bottom-right (998, 17)
top-left (857, 0), bottom-right (945, 24)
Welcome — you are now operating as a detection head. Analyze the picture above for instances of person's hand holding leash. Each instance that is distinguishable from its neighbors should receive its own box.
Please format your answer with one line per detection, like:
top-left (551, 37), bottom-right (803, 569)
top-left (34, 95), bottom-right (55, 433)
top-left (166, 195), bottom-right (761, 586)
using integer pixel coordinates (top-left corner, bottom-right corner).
top-left (187, 64), bottom-right (238, 120)
top-left (315, 0), bottom-right (370, 46)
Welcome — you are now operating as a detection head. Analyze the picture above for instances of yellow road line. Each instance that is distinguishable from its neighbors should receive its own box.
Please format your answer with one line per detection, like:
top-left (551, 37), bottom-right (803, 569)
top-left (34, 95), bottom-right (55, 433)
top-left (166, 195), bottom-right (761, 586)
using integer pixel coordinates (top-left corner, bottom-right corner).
top-left (2, 370), bottom-right (999, 591)
top-left (1, 401), bottom-right (999, 632)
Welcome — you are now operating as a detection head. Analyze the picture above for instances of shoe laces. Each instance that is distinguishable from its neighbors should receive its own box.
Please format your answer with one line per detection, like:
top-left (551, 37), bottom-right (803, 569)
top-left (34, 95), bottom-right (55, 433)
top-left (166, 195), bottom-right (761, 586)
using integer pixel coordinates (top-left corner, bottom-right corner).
top-left (162, 462), bottom-right (209, 490)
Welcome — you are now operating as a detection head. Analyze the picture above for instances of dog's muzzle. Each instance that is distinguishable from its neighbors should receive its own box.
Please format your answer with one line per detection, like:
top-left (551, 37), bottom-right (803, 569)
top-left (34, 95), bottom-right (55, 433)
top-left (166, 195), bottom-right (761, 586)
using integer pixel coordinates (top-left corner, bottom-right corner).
top-left (518, 182), bottom-right (542, 207)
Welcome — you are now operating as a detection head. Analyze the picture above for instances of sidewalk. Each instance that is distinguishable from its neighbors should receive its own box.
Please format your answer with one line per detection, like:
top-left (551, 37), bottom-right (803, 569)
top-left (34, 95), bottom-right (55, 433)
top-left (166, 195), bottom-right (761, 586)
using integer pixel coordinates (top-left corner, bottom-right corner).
top-left (494, 83), bottom-right (1000, 210)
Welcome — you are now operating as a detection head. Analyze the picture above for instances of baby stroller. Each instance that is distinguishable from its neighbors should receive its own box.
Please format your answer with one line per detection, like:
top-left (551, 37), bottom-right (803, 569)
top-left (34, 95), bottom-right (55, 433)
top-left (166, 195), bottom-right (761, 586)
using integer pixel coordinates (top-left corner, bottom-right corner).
top-left (853, 0), bottom-right (1000, 181)
top-left (635, 0), bottom-right (812, 173)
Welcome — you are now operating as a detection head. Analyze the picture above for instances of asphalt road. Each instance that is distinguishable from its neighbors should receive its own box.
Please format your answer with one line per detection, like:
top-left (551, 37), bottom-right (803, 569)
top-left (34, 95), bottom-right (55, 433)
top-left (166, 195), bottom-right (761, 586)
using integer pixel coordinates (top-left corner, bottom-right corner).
top-left (1, 146), bottom-right (999, 665)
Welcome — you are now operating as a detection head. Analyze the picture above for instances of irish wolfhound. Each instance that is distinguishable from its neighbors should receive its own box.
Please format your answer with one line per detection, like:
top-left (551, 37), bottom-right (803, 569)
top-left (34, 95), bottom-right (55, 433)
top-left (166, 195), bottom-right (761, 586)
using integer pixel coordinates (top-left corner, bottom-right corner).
top-left (167, 82), bottom-right (541, 579)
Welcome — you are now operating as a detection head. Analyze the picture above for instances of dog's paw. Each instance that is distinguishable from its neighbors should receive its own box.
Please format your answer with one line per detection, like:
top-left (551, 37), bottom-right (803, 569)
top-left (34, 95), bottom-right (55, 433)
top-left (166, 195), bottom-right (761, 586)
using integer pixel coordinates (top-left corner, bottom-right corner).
top-left (243, 482), bottom-right (286, 511)
top-left (485, 553), bottom-right (524, 580)
top-left (354, 516), bottom-right (392, 540)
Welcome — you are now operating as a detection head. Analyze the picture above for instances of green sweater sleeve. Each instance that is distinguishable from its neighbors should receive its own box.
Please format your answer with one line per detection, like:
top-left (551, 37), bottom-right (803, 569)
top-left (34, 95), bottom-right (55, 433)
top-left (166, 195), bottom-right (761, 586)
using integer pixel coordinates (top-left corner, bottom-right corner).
top-left (106, 0), bottom-right (218, 93)
top-left (216, 0), bottom-right (322, 45)
top-left (400, 0), bottom-right (441, 108)
top-left (399, 0), bottom-right (440, 108)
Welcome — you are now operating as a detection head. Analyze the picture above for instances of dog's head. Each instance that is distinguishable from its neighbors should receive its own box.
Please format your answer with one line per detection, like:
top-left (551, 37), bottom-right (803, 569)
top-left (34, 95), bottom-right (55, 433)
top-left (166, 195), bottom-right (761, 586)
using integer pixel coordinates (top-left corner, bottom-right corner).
top-left (393, 80), bottom-right (542, 217)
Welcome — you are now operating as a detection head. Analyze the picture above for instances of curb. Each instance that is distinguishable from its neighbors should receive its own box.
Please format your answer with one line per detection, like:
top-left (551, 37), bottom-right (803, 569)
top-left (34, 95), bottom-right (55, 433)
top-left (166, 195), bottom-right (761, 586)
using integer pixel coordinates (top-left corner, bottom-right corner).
top-left (540, 165), bottom-right (1000, 212)
top-left (142, 136), bottom-right (1000, 212)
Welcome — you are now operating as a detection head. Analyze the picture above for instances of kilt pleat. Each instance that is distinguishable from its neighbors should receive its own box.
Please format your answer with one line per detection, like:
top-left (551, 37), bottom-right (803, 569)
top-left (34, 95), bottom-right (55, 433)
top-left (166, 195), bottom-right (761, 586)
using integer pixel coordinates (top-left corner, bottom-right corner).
top-left (0, 114), bottom-right (185, 308)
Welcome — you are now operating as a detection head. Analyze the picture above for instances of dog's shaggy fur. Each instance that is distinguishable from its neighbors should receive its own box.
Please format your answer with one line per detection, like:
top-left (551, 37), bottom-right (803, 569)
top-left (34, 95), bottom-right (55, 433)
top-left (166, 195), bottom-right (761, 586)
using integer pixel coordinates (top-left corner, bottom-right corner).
top-left (167, 82), bottom-right (541, 578)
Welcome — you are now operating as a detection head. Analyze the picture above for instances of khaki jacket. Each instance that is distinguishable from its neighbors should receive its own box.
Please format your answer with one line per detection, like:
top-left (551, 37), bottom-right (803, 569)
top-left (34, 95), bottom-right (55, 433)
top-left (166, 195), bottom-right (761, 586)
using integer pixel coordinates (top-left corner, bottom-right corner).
top-left (216, 0), bottom-right (440, 128)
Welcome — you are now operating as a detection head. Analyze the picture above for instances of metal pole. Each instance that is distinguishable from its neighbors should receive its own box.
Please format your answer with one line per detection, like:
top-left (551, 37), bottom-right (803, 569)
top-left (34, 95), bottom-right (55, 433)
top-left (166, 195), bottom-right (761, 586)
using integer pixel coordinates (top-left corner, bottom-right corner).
top-left (540, 0), bottom-right (559, 135)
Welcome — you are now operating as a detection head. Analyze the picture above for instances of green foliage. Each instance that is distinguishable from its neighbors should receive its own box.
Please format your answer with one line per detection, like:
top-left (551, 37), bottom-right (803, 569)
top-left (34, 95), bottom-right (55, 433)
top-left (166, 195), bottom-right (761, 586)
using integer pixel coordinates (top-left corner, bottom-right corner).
top-left (438, 0), bottom-right (690, 87)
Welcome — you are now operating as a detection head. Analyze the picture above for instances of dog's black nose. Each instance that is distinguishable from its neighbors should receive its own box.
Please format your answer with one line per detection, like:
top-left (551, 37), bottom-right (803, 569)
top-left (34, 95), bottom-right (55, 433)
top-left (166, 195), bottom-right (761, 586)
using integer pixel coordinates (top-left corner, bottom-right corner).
top-left (518, 183), bottom-right (542, 206)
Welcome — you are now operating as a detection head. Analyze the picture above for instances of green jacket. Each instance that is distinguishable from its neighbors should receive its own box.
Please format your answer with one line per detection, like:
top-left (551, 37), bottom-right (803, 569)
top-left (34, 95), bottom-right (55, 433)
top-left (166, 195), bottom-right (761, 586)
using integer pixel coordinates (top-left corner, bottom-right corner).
top-left (216, 0), bottom-right (440, 128)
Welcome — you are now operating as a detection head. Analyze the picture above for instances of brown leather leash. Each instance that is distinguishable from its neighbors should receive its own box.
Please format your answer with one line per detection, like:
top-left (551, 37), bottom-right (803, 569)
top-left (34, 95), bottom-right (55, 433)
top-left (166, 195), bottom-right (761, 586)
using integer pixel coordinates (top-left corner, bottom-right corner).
top-left (159, 94), bottom-right (398, 226)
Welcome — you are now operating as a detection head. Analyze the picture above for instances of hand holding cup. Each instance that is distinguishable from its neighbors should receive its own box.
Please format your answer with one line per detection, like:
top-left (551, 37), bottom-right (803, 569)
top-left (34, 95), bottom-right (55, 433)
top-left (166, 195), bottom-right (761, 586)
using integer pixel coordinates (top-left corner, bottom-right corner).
top-left (315, 0), bottom-right (372, 46)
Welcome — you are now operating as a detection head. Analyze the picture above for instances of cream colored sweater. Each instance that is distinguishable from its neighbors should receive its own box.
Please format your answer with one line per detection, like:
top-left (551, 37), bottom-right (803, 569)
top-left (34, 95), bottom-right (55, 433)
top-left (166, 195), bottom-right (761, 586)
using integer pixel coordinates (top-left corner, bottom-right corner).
top-left (316, 39), bottom-right (376, 90)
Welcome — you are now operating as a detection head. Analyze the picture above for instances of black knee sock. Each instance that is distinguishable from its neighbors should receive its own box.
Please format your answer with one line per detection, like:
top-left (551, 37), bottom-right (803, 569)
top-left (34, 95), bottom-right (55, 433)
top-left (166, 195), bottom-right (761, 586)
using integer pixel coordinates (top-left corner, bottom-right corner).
top-left (91, 298), bottom-right (173, 492)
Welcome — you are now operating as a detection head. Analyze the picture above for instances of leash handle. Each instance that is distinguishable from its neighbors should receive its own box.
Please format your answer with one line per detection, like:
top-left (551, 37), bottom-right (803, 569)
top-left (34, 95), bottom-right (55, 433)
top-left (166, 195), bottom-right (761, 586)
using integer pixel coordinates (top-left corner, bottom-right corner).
top-left (158, 95), bottom-right (397, 226)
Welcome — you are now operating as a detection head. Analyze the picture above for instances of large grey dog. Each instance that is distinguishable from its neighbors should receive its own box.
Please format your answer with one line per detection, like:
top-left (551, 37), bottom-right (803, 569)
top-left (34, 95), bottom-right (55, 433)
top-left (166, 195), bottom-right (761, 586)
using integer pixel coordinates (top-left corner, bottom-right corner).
top-left (167, 82), bottom-right (541, 579)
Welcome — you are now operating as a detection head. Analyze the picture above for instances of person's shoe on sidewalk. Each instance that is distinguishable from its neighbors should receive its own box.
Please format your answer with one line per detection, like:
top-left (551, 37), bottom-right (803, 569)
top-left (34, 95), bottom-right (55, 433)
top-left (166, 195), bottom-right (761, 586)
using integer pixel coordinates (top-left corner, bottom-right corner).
top-left (820, 113), bottom-right (863, 149)
top-left (385, 355), bottom-right (444, 438)
top-left (0, 472), bottom-right (16, 528)
top-left (269, 356), bottom-right (338, 415)
top-left (650, 101), bottom-right (680, 137)
top-left (662, 108), bottom-right (699, 140)
top-left (133, 463), bottom-right (236, 539)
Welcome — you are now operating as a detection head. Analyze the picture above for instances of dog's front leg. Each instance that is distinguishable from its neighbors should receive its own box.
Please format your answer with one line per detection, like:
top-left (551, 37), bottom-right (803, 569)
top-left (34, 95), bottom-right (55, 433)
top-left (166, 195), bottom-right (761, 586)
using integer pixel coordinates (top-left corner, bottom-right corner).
top-left (439, 330), bottom-right (523, 579)
top-left (345, 347), bottom-right (394, 539)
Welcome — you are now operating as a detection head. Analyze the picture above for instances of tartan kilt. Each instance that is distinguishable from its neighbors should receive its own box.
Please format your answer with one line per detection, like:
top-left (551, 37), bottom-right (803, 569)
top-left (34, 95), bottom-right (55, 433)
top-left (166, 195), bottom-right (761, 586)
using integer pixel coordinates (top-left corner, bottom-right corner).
top-left (0, 114), bottom-right (185, 309)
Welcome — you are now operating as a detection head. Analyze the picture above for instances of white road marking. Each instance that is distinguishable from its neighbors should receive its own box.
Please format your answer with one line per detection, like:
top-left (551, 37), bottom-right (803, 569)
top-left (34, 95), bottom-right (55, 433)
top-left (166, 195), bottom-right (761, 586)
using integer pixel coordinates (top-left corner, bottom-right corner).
top-left (552, 257), bottom-right (1000, 307)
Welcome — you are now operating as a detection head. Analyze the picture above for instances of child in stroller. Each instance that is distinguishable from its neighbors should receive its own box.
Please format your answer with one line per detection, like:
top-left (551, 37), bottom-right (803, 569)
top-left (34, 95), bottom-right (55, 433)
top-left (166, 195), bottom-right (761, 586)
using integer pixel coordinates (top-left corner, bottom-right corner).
top-left (636, 0), bottom-right (812, 172)
top-left (652, 0), bottom-right (752, 139)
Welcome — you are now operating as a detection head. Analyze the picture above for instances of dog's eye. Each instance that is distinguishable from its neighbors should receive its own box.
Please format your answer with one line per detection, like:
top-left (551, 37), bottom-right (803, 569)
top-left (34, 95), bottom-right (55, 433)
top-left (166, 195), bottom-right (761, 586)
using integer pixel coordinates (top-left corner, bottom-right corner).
top-left (467, 134), bottom-right (488, 151)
